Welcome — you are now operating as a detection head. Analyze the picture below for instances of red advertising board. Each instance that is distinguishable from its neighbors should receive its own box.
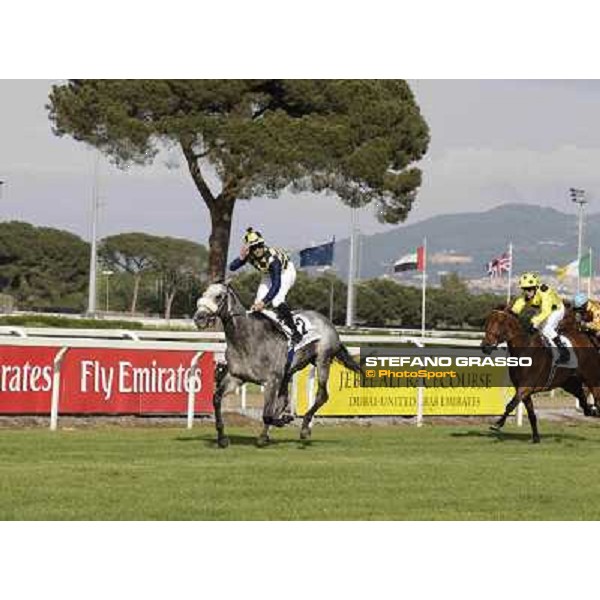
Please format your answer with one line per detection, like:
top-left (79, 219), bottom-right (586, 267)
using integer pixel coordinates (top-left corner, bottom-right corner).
top-left (61, 348), bottom-right (215, 414)
top-left (0, 345), bottom-right (215, 415)
top-left (0, 345), bottom-right (57, 413)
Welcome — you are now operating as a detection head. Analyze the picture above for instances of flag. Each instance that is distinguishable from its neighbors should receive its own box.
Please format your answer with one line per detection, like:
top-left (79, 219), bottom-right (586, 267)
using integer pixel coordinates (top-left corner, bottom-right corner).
top-left (557, 255), bottom-right (592, 279)
top-left (394, 246), bottom-right (425, 272)
top-left (486, 252), bottom-right (511, 278)
top-left (299, 239), bottom-right (335, 267)
top-left (579, 252), bottom-right (592, 277)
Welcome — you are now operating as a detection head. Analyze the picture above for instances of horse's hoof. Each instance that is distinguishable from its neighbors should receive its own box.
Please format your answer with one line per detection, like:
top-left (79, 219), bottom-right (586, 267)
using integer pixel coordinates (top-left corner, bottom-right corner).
top-left (490, 424), bottom-right (502, 433)
top-left (217, 436), bottom-right (230, 449)
top-left (532, 437), bottom-right (541, 444)
top-left (256, 435), bottom-right (270, 448)
top-left (300, 428), bottom-right (311, 441)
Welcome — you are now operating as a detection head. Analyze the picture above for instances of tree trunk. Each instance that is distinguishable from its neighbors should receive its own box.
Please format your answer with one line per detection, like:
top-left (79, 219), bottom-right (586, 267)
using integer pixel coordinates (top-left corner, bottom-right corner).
top-left (208, 198), bottom-right (235, 282)
top-left (130, 274), bottom-right (141, 315)
top-left (164, 290), bottom-right (176, 321)
top-left (179, 138), bottom-right (237, 283)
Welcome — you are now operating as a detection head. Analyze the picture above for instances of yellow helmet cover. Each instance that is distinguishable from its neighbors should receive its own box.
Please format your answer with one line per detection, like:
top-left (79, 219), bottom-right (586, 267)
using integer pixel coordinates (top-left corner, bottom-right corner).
top-left (243, 227), bottom-right (265, 248)
top-left (519, 272), bottom-right (541, 289)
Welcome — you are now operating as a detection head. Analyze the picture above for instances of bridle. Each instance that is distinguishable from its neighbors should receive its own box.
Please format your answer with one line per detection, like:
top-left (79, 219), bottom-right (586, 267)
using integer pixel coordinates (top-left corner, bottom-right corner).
top-left (196, 284), bottom-right (246, 322)
top-left (482, 309), bottom-right (512, 353)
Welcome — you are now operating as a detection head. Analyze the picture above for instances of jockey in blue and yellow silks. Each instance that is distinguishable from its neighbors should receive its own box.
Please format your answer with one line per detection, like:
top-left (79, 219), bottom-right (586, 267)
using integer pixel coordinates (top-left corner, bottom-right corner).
top-left (511, 272), bottom-right (569, 363)
top-left (229, 227), bottom-right (302, 345)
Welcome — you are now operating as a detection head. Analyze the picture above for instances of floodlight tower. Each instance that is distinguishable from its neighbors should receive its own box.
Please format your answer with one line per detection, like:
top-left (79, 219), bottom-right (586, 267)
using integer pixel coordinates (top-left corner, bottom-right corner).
top-left (570, 187), bottom-right (587, 293)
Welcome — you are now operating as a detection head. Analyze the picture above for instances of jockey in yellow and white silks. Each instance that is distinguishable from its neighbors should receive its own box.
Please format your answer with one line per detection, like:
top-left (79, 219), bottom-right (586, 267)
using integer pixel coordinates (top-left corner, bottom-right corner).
top-left (229, 227), bottom-right (302, 345)
top-left (511, 272), bottom-right (569, 363)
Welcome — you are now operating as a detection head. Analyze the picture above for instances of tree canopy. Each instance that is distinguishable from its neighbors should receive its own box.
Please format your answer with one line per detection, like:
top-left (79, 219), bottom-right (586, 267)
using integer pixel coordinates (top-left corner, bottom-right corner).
top-left (48, 80), bottom-right (429, 280)
top-left (0, 221), bottom-right (89, 311)
top-left (148, 236), bottom-right (208, 319)
top-left (99, 232), bottom-right (158, 314)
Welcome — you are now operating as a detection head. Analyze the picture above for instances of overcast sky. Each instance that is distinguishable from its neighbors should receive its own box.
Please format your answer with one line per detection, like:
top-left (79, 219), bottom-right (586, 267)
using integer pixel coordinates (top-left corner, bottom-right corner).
top-left (1, 79), bottom-right (600, 252)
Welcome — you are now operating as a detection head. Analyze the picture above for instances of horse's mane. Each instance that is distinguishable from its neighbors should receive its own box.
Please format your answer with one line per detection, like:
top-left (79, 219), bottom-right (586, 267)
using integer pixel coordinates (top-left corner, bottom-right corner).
top-left (225, 282), bottom-right (246, 308)
top-left (491, 304), bottom-right (518, 320)
top-left (225, 283), bottom-right (287, 339)
top-left (489, 304), bottom-right (529, 335)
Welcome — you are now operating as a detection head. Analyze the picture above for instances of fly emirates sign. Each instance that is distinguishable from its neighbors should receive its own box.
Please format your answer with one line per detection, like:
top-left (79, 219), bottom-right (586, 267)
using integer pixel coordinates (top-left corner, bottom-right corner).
top-left (80, 359), bottom-right (203, 400)
top-left (0, 346), bottom-right (215, 414)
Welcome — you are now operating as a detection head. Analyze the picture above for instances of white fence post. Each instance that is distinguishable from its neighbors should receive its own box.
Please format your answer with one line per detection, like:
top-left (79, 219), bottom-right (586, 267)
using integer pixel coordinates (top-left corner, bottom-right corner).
top-left (290, 373), bottom-right (298, 416)
top-left (516, 402), bottom-right (524, 427)
top-left (50, 347), bottom-right (68, 431)
top-left (241, 384), bottom-right (247, 412)
top-left (413, 339), bottom-right (425, 427)
top-left (187, 351), bottom-right (204, 429)
top-left (306, 367), bottom-right (317, 429)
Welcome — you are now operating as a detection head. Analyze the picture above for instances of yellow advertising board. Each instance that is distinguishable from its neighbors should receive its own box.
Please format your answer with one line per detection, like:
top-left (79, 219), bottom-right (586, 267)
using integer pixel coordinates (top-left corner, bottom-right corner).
top-left (294, 359), bottom-right (513, 417)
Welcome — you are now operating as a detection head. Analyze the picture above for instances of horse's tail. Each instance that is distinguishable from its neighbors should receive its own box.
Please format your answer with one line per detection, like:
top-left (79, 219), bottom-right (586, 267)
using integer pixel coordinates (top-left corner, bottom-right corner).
top-left (335, 344), bottom-right (362, 373)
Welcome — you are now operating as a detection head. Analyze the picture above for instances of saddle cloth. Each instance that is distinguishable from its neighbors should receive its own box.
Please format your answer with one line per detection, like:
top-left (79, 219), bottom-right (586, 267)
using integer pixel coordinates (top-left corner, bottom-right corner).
top-left (542, 335), bottom-right (578, 368)
top-left (261, 310), bottom-right (321, 350)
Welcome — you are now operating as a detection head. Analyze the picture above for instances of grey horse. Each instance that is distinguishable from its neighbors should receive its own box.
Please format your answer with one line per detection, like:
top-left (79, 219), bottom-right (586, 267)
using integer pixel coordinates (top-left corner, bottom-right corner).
top-left (193, 282), bottom-right (361, 447)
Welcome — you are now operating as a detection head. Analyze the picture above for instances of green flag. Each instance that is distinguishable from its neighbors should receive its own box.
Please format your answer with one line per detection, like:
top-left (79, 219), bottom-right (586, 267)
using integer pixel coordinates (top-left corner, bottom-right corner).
top-left (579, 252), bottom-right (593, 277)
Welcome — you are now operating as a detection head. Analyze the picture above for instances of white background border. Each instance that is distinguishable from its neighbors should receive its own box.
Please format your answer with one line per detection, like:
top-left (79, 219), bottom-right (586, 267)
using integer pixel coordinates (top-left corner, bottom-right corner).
top-left (2, 1), bottom-right (600, 597)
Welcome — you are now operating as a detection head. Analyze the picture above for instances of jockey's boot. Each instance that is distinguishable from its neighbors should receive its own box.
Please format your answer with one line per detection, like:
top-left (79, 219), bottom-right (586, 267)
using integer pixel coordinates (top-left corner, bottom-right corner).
top-left (276, 303), bottom-right (303, 346)
top-left (553, 336), bottom-right (570, 364)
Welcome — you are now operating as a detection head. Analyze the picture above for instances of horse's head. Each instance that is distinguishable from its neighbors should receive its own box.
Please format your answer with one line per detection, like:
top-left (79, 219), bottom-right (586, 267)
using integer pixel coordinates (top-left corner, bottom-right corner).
top-left (481, 307), bottom-right (519, 354)
top-left (193, 282), bottom-right (230, 329)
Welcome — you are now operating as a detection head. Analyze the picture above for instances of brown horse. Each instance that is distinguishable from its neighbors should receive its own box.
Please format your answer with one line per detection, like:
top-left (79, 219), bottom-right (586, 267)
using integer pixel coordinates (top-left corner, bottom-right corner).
top-left (481, 307), bottom-right (600, 443)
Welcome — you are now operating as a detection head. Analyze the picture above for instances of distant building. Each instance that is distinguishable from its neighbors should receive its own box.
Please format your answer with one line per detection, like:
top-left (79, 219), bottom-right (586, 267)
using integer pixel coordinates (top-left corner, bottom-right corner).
top-left (430, 252), bottom-right (473, 265)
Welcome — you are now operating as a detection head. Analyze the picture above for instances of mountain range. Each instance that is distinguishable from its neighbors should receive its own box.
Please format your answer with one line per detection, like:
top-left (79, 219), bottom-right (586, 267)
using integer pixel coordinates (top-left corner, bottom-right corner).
top-left (305, 203), bottom-right (599, 284)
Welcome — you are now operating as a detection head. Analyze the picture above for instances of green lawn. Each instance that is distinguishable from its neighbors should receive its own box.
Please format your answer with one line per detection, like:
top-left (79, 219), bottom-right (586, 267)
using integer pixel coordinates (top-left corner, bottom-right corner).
top-left (1, 422), bottom-right (599, 520)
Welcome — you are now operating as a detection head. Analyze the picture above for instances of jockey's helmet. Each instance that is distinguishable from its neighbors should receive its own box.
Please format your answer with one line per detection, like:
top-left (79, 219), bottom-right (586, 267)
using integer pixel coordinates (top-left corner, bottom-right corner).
top-left (573, 292), bottom-right (589, 310)
top-left (243, 227), bottom-right (265, 248)
top-left (519, 272), bottom-right (541, 289)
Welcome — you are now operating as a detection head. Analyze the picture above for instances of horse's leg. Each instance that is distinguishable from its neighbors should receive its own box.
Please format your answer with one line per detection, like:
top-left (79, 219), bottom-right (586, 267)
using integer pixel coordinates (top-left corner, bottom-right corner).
top-left (561, 377), bottom-right (592, 416)
top-left (522, 395), bottom-right (540, 443)
top-left (490, 394), bottom-right (521, 431)
top-left (275, 370), bottom-right (294, 425)
top-left (275, 349), bottom-right (315, 426)
top-left (213, 366), bottom-right (241, 449)
top-left (585, 385), bottom-right (600, 417)
top-left (300, 355), bottom-right (332, 441)
top-left (257, 375), bottom-right (284, 447)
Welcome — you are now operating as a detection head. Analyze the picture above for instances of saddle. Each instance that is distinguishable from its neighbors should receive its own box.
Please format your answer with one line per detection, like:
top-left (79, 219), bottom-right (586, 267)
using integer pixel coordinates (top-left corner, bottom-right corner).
top-left (254, 309), bottom-right (321, 350)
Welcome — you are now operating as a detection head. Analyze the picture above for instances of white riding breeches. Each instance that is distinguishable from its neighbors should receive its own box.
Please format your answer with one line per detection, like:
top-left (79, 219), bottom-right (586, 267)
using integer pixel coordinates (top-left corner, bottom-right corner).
top-left (538, 305), bottom-right (565, 340)
top-left (255, 263), bottom-right (297, 307)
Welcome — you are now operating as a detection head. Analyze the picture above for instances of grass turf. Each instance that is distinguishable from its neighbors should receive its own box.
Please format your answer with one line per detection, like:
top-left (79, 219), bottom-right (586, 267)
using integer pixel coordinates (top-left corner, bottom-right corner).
top-left (1, 422), bottom-right (599, 520)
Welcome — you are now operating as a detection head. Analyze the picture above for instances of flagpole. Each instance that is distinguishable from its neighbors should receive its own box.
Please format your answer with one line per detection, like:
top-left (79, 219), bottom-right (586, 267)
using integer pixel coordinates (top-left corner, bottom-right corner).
top-left (506, 242), bottom-right (513, 305)
top-left (421, 237), bottom-right (427, 339)
top-left (345, 208), bottom-right (357, 327)
top-left (87, 151), bottom-right (100, 317)
top-left (588, 247), bottom-right (593, 298)
top-left (330, 236), bottom-right (336, 322)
